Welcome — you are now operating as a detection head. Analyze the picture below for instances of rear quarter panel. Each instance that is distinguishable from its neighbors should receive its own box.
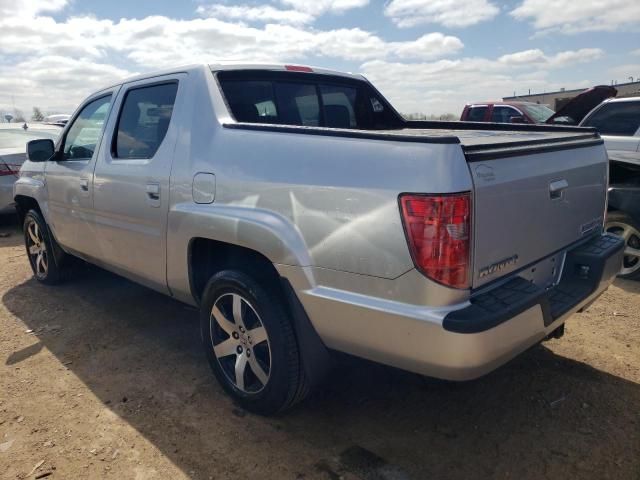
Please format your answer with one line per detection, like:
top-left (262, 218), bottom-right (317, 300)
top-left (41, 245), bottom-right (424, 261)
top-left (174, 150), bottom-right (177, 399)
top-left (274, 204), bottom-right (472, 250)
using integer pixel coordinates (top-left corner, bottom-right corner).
top-left (165, 69), bottom-right (474, 303)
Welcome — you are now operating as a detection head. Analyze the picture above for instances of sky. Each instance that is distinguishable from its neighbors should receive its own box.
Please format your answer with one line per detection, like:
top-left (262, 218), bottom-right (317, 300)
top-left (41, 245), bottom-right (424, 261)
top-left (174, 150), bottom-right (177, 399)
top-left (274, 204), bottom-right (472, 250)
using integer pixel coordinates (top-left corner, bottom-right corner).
top-left (0, 0), bottom-right (639, 117)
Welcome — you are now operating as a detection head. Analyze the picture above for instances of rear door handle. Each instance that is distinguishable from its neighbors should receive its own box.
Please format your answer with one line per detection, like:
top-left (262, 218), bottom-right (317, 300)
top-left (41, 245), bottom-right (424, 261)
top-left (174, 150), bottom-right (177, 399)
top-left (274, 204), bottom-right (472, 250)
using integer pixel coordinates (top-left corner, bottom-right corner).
top-left (549, 179), bottom-right (568, 199)
top-left (146, 183), bottom-right (161, 207)
top-left (80, 178), bottom-right (89, 192)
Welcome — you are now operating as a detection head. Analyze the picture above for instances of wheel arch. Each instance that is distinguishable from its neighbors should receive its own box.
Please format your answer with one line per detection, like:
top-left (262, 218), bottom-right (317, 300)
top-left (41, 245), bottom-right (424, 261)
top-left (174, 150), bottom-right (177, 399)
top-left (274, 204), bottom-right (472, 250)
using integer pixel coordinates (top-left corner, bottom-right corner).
top-left (188, 237), bottom-right (332, 388)
top-left (14, 195), bottom-right (42, 227)
top-left (608, 184), bottom-right (640, 225)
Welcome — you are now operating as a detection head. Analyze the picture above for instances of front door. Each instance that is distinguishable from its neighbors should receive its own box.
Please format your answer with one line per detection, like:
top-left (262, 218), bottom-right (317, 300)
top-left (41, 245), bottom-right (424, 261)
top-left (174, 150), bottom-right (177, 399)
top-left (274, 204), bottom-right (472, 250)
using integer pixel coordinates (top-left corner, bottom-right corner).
top-left (92, 75), bottom-right (183, 293)
top-left (45, 92), bottom-right (116, 256)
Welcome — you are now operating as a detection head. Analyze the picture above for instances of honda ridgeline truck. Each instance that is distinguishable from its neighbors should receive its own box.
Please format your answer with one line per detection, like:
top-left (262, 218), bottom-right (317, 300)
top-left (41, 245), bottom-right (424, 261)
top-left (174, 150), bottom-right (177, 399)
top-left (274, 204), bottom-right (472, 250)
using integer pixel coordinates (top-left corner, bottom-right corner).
top-left (15, 64), bottom-right (624, 414)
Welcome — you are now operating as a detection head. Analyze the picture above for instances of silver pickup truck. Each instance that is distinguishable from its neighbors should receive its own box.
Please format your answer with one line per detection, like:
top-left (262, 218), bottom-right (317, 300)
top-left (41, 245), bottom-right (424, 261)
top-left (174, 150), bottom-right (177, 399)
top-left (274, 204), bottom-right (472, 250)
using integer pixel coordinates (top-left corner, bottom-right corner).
top-left (15, 64), bottom-right (624, 414)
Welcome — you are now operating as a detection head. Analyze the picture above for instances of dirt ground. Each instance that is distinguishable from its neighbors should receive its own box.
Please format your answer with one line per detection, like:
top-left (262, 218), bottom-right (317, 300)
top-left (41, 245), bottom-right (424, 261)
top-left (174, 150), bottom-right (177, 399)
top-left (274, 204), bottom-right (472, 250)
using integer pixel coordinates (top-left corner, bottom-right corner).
top-left (0, 216), bottom-right (639, 480)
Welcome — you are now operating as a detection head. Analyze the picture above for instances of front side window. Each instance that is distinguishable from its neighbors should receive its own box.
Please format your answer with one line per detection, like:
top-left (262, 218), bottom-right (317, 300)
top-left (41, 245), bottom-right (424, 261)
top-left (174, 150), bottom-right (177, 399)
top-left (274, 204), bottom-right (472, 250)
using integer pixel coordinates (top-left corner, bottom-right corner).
top-left (582, 102), bottom-right (640, 136)
top-left (521, 103), bottom-right (555, 123)
top-left (114, 82), bottom-right (178, 159)
top-left (490, 106), bottom-right (521, 123)
top-left (467, 106), bottom-right (487, 122)
top-left (63, 95), bottom-right (112, 160)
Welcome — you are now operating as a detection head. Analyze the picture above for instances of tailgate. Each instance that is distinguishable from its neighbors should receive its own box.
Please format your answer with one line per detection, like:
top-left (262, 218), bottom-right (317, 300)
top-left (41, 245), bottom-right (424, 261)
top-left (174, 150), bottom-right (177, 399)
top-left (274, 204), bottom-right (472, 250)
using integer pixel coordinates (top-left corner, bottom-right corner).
top-left (465, 135), bottom-right (607, 289)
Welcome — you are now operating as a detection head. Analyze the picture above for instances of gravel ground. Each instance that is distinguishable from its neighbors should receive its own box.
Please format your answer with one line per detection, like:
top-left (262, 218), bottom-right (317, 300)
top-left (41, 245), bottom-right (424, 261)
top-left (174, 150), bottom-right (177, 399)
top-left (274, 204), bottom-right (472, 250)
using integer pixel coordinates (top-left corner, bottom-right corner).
top-left (0, 215), bottom-right (639, 480)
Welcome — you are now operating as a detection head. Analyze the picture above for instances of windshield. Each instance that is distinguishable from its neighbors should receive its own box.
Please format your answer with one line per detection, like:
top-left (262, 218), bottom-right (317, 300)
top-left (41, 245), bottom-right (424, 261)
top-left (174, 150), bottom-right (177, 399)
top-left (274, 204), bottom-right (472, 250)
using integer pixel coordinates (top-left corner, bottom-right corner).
top-left (0, 128), bottom-right (60, 150)
top-left (521, 104), bottom-right (555, 123)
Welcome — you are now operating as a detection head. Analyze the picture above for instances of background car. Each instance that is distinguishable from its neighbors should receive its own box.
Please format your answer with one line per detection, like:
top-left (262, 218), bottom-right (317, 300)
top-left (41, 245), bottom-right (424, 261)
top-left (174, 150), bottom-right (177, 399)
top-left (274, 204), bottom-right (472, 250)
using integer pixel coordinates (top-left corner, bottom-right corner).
top-left (461, 86), bottom-right (617, 125)
top-left (460, 101), bottom-right (555, 124)
top-left (580, 96), bottom-right (640, 278)
top-left (0, 124), bottom-right (61, 214)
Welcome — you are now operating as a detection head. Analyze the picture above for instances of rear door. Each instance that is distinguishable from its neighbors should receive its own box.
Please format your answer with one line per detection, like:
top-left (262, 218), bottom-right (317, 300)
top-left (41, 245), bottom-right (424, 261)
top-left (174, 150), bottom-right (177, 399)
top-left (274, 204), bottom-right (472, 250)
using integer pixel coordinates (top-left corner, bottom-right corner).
top-left (92, 74), bottom-right (184, 292)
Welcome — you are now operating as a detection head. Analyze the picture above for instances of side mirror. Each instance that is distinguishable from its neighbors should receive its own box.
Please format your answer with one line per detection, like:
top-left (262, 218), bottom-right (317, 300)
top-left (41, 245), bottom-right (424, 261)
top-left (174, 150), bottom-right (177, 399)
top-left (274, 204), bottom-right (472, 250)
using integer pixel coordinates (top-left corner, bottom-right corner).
top-left (509, 116), bottom-right (526, 124)
top-left (27, 139), bottom-right (55, 162)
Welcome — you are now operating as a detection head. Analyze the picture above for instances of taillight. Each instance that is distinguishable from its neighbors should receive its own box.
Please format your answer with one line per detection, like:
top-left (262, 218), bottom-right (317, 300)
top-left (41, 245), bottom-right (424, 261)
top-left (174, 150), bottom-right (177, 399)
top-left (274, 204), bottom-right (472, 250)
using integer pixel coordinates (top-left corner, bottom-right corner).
top-left (399, 192), bottom-right (471, 289)
top-left (0, 163), bottom-right (20, 177)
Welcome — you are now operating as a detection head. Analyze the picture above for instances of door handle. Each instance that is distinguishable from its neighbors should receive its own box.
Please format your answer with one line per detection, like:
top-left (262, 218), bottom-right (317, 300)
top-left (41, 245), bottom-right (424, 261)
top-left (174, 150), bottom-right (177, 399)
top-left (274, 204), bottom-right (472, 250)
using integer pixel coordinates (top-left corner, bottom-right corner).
top-left (549, 179), bottom-right (568, 199)
top-left (80, 178), bottom-right (89, 192)
top-left (146, 183), bottom-right (160, 199)
top-left (146, 183), bottom-right (161, 207)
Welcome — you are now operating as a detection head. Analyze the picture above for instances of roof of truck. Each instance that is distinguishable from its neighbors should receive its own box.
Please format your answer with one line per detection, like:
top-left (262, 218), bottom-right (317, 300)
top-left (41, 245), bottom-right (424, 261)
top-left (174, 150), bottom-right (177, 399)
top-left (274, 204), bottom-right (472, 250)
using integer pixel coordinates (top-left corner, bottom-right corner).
top-left (105, 63), bottom-right (365, 91)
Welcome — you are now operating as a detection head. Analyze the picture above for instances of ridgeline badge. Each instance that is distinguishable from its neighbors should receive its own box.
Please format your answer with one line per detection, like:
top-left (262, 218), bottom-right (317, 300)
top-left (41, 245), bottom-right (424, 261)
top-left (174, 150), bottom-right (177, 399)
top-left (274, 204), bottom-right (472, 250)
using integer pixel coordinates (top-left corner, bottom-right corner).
top-left (479, 255), bottom-right (519, 278)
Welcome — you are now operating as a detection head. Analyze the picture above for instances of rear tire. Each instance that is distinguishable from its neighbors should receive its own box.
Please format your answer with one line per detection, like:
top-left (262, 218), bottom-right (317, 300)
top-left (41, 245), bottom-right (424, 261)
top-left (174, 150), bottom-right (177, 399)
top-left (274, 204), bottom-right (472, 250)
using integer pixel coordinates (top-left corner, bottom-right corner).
top-left (605, 211), bottom-right (640, 280)
top-left (23, 210), bottom-right (68, 285)
top-left (200, 270), bottom-right (308, 415)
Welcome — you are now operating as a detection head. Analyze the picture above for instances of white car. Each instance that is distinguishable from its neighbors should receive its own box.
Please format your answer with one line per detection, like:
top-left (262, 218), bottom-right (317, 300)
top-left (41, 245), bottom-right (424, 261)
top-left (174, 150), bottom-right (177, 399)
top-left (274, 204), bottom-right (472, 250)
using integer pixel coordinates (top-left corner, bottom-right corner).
top-left (580, 96), bottom-right (640, 278)
top-left (0, 124), bottom-right (61, 214)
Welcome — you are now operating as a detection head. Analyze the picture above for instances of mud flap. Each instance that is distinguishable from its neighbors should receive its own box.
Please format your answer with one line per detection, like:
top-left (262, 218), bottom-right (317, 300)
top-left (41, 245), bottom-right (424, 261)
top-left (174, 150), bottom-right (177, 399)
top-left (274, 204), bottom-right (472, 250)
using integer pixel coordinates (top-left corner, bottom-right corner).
top-left (280, 278), bottom-right (333, 388)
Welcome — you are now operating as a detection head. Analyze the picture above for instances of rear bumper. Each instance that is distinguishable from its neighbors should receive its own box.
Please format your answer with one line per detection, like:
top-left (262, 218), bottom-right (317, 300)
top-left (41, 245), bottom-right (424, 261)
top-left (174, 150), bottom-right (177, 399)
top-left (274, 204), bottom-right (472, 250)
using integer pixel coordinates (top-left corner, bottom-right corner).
top-left (444, 233), bottom-right (624, 334)
top-left (299, 233), bottom-right (624, 380)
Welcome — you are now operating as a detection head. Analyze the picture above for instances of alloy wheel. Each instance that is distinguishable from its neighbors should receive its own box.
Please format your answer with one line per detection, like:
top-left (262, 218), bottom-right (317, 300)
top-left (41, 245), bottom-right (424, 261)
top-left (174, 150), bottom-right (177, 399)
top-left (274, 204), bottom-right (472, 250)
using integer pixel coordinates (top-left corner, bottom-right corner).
top-left (606, 220), bottom-right (640, 276)
top-left (26, 220), bottom-right (48, 279)
top-left (210, 293), bottom-right (271, 394)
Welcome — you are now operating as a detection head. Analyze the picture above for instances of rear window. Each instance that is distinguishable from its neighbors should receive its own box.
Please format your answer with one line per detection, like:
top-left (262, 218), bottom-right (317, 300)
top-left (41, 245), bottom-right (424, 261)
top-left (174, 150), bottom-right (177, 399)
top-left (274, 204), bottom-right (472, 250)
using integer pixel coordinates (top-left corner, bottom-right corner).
top-left (217, 71), bottom-right (400, 130)
top-left (582, 101), bottom-right (640, 136)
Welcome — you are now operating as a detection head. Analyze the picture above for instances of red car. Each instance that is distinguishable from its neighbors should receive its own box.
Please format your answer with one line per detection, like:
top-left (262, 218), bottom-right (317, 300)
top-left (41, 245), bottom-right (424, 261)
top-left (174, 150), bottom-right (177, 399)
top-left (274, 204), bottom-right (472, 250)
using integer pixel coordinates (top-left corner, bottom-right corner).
top-left (460, 101), bottom-right (554, 124)
top-left (460, 86), bottom-right (618, 125)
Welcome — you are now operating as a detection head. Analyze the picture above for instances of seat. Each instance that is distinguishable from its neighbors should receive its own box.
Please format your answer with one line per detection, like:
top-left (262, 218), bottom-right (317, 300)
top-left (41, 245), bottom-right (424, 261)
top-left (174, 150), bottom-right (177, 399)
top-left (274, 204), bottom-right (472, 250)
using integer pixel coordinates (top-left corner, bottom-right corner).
top-left (324, 105), bottom-right (351, 128)
top-left (231, 103), bottom-right (260, 123)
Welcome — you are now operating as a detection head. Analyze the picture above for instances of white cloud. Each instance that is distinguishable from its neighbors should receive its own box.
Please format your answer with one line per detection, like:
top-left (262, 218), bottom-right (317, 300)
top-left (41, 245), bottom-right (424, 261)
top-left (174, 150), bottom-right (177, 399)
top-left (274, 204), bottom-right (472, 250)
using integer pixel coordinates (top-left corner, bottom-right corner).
top-left (511, 0), bottom-right (640, 34)
top-left (361, 48), bottom-right (602, 115)
top-left (197, 0), bottom-right (369, 25)
top-left (0, 56), bottom-right (132, 114)
top-left (0, 6), bottom-right (462, 113)
top-left (499, 48), bottom-right (604, 67)
top-left (280, 0), bottom-right (369, 16)
top-left (385, 0), bottom-right (500, 28)
top-left (391, 33), bottom-right (464, 60)
top-left (0, 0), bottom-right (68, 18)
top-left (196, 4), bottom-right (314, 25)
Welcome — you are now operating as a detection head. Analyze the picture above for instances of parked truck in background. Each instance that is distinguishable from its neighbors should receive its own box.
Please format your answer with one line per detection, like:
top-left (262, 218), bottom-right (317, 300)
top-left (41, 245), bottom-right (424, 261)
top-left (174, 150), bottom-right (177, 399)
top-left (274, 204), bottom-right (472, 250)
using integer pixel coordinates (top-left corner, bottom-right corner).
top-left (579, 96), bottom-right (640, 279)
top-left (14, 64), bottom-right (623, 414)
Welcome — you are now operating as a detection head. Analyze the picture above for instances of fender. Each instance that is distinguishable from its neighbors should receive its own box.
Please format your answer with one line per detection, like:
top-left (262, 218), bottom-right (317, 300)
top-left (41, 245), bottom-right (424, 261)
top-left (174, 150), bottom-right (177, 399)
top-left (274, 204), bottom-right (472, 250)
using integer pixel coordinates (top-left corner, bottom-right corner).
top-left (13, 174), bottom-right (55, 230)
top-left (166, 203), bottom-right (315, 304)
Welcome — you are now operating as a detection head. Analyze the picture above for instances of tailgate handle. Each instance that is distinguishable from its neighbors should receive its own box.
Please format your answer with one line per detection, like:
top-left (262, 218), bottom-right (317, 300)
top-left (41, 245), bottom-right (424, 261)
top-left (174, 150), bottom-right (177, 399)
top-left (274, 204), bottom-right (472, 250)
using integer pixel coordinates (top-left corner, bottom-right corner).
top-left (549, 179), bottom-right (568, 199)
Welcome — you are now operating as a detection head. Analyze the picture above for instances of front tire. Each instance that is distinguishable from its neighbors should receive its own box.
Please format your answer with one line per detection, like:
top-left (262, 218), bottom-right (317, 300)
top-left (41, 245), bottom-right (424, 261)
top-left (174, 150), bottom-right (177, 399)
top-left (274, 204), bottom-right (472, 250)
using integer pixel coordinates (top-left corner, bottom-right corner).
top-left (23, 210), bottom-right (67, 284)
top-left (200, 270), bottom-right (308, 415)
top-left (606, 211), bottom-right (640, 280)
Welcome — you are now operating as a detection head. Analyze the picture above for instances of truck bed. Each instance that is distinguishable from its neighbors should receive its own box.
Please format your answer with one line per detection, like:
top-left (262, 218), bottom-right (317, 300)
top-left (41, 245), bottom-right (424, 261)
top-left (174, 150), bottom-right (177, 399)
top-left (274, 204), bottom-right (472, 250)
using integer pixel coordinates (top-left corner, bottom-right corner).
top-left (224, 120), bottom-right (601, 153)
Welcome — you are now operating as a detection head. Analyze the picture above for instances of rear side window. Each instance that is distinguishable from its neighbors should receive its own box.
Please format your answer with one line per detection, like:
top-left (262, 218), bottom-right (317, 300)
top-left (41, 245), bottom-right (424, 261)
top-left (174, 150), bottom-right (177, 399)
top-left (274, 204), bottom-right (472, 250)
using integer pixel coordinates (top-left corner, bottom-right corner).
top-left (275, 82), bottom-right (320, 126)
top-left (218, 71), bottom-right (401, 130)
top-left (466, 106), bottom-right (488, 122)
top-left (582, 102), bottom-right (640, 136)
top-left (320, 84), bottom-right (356, 128)
top-left (114, 82), bottom-right (178, 159)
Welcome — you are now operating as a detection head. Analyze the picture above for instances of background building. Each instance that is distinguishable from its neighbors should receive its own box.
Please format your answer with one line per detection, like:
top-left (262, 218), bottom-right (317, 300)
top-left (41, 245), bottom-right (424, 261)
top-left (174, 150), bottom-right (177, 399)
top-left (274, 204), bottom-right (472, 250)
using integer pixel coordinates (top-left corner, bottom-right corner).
top-left (504, 80), bottom-right (640, 110)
